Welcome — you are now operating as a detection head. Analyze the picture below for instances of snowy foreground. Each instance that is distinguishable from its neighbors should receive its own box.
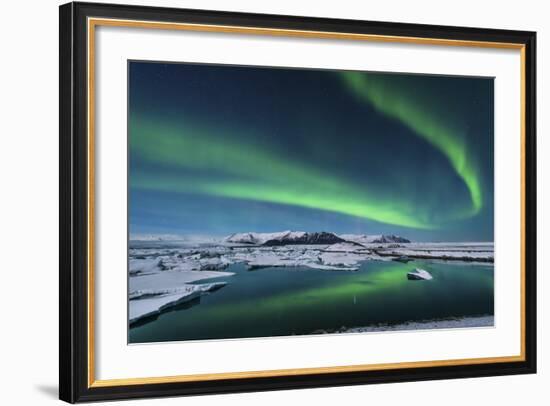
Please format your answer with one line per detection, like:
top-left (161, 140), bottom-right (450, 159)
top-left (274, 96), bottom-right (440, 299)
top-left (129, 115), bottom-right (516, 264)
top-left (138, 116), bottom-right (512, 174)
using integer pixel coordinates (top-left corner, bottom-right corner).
top-left (129, 232), bottom-right (494, 325)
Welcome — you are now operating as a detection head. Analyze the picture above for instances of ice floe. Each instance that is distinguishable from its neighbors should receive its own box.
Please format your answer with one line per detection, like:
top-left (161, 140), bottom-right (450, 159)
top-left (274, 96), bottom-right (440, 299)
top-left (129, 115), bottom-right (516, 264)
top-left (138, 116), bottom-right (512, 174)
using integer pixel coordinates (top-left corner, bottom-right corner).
top-left (130, 282), bottom-right (227, 324)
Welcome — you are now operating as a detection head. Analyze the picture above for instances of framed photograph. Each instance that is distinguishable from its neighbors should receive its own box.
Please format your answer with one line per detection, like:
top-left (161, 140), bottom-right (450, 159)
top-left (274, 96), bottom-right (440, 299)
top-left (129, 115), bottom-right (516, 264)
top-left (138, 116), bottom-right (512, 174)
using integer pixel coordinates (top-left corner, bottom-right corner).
top-left (59, 2), bottom-right (536, 403)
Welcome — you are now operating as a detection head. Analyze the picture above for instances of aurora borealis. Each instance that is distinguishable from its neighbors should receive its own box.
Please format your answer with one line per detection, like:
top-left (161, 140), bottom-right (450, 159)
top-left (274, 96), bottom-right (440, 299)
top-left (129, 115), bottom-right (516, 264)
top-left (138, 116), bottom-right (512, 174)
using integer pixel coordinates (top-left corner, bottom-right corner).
top-left (129, 62), bottom-right (494, 241)
top-left (341, 72), bottom-right (483, 217)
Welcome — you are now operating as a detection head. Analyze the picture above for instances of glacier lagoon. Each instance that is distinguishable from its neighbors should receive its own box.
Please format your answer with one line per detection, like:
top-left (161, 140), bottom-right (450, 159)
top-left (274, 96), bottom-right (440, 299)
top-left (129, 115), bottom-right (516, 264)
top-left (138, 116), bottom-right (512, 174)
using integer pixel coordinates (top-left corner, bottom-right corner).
top-left (128, 237), bottom-right (494, 343)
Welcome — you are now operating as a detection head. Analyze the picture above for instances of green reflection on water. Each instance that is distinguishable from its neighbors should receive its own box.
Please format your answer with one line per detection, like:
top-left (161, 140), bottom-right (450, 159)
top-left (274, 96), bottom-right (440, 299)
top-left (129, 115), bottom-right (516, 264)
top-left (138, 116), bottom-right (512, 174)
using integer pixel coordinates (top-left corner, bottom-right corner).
top-left (129, 260), bottom-right (493, 343)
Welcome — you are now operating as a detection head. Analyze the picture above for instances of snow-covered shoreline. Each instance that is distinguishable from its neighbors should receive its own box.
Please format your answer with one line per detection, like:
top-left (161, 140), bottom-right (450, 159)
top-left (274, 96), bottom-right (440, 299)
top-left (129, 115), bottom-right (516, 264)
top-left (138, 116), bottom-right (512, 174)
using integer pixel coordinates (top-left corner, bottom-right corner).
top-left (322, 315), bottom-right (494, 334)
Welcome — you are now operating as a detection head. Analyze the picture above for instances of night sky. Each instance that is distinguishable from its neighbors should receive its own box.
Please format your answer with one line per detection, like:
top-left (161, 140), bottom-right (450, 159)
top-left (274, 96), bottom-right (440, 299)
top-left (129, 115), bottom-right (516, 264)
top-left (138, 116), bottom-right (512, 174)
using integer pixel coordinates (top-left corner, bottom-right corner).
top-left (129, 61), bottom-right (494, 242)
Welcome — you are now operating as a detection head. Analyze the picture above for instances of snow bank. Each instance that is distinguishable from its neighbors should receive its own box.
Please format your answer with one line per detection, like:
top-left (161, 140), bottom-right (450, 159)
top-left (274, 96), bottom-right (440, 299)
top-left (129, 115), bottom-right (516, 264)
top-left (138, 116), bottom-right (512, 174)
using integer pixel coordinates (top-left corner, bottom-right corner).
top-left (130, 269), bottom-right (233, 293)
top-left (336, 315), bottom-right (494, 334)
top-left (376, 244), bottom-right (494, 263)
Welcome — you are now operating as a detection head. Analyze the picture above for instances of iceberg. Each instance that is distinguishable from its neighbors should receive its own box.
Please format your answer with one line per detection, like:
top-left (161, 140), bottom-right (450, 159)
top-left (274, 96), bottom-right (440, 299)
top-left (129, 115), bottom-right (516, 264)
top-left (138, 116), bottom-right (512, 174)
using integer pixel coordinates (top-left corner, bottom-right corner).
top-left (407, 268), bottom-right (433, 280)
top-left (129, 258), bottom-right (163, 276)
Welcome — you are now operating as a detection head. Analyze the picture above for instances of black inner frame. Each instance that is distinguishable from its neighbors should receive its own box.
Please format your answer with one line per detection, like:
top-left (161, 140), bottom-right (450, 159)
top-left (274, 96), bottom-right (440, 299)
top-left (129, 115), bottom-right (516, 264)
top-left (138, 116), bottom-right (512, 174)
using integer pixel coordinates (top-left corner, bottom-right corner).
top-left (59, 1), bottom-right (537, 403)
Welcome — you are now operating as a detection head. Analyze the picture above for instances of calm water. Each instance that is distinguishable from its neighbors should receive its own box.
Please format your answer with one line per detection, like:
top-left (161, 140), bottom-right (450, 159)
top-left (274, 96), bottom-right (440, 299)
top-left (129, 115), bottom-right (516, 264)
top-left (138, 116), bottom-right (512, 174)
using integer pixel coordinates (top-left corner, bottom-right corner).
top-left (129, 260), bottom-right (493, 343)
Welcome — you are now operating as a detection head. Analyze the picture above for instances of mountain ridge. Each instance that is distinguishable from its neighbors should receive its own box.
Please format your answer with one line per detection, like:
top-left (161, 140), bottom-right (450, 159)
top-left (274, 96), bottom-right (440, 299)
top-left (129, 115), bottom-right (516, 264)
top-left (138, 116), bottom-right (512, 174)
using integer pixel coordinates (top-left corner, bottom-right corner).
top-left (224, 231), bottom-right (410, 246)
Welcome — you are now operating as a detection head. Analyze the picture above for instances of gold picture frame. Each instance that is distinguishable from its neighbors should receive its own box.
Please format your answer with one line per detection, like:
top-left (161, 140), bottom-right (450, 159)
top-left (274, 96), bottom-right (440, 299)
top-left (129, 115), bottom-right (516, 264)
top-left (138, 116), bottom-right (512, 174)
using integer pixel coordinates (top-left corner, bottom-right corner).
top-left (60, 2), bottom-right (536, 402)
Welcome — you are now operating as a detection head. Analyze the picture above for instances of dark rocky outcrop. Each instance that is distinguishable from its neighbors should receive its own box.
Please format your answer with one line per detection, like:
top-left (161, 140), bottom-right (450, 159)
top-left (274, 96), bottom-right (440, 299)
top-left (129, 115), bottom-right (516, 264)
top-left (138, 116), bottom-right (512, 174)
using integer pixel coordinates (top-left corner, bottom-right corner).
top-left (262, 231), bottom-right (345, 246)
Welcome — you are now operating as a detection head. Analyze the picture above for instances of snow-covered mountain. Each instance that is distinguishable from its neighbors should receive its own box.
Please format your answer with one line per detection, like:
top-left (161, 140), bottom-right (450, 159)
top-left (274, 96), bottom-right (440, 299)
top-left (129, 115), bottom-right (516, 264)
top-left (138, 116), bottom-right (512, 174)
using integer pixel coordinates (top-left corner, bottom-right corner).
top-left (224, 231), bottom-right (301, 245)
top-left (339, 234), bottom-right (411, 244)
top-left (263, 231), bottom-right (346, 246)
top-left (224, 231), bottom-right (345, 246)
top-left (224, 231), bottom-right (410, 246)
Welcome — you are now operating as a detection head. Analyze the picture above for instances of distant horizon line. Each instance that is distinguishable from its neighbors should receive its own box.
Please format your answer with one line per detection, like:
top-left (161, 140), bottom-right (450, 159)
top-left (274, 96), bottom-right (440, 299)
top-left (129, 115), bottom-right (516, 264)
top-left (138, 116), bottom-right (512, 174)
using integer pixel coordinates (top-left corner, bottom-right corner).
top-left (128, 231), bottom-right (494, 244)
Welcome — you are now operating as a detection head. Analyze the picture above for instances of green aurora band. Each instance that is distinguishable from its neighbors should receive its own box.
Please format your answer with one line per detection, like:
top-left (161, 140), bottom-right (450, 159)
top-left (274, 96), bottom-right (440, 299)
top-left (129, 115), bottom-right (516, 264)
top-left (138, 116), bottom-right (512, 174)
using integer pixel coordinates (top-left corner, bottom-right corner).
top-left (131, 72), bottom-right (488, 231)
top-left (130, 118), bottom-right (438, 229)
top-left (341, 72), bottom-right (483, 217)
